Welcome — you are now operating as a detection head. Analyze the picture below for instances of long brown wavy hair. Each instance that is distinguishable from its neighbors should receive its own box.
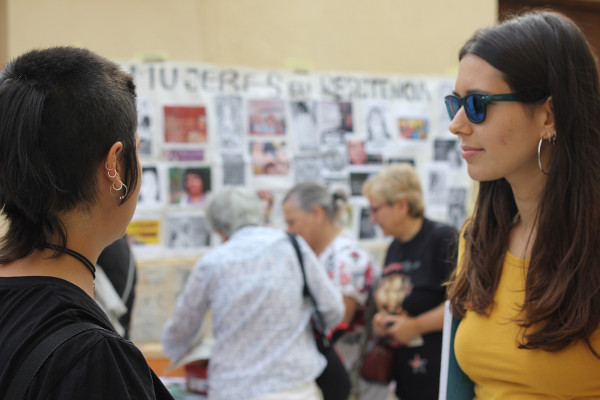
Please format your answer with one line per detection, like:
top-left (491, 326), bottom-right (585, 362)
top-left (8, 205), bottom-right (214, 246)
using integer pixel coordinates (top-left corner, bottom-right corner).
top-left (446, 11), bottom-right (600, 357)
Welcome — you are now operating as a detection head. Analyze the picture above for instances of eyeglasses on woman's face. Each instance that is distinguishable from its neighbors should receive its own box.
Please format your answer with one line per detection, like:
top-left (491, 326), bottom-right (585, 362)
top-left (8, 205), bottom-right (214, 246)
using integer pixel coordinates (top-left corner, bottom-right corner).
top-left (368, 202), bottom-right (390, 215)
top-left (444, 93), bottom-right (530, 124)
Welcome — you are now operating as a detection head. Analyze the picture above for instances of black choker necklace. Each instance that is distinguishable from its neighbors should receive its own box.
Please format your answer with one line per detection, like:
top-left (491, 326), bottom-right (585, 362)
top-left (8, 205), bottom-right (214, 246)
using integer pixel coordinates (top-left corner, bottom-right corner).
top-left (45, 244), bottom-right (96, 279)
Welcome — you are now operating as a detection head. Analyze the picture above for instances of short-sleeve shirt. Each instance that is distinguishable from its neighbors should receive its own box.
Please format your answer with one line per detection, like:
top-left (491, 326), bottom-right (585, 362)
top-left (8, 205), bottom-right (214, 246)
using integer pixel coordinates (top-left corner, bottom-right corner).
top-left (374, 218), bottom-right (457, 400)
top-left (319, 230), bottom-right (378, 370)
top-left (0, 276), bottom-right (173, 400)
top-left (376, 219), bottom-right (456, 317)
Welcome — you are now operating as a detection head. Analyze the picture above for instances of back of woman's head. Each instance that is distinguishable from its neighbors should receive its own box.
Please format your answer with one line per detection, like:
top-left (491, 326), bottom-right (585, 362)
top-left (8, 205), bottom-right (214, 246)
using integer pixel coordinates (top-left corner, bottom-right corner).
top-left (0, 47), bottom-right (138, 262)
top-left (283, 181), bottom-right (347, 223)
top-left (362, 163), bottom-right (424, 218)
top-left (205, 186), bottom-right (264, 237)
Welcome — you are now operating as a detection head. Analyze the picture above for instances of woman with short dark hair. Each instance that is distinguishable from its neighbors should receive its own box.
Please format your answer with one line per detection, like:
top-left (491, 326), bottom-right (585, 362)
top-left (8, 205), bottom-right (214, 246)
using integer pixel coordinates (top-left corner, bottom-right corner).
top-left (0, 47), bottom-right (172, 399)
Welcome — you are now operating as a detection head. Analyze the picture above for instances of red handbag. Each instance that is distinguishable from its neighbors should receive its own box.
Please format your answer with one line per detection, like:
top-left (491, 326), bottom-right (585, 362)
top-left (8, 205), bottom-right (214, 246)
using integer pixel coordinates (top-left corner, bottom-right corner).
top-left (360, 340), bottom-right (394, 384)
top-left (184, 359), bottom-right (209, 395)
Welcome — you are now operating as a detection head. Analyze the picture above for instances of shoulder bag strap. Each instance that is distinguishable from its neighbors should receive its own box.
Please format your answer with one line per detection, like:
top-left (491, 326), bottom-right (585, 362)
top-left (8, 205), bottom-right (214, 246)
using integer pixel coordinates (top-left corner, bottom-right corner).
top-left (286, 232), bottom-right (310, 297)
top-left (286, 232), bottom-right (329, 334)
top-left (6, 322), bottom-right (103, 400)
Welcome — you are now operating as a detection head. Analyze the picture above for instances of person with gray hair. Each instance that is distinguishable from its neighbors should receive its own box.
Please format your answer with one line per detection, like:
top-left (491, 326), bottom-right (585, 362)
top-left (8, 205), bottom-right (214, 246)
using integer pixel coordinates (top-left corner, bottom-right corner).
top-left (282, 182), bottom-right (378, 376)
top-left (204, 186), bottom-right (263, 240)
top-left (162, 186), bottom-right (344, 400)
top-left (361, 163), bottom-right (457, 400)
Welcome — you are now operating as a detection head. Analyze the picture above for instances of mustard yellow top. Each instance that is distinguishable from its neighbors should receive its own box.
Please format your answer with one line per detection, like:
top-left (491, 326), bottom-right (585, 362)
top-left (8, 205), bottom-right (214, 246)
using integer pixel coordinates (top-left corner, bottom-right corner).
top-left (454, 238), bottom-right (600, 399)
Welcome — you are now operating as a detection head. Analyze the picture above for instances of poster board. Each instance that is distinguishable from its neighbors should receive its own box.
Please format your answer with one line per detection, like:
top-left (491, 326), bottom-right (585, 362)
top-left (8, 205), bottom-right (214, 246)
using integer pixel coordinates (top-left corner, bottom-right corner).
top-left (122, 61), bottom-right (470, 260)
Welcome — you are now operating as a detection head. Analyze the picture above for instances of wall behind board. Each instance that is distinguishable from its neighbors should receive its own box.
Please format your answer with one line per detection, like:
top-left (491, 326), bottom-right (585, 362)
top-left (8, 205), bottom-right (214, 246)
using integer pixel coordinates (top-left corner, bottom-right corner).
top-left (3, 0), bottom-right (496, 75)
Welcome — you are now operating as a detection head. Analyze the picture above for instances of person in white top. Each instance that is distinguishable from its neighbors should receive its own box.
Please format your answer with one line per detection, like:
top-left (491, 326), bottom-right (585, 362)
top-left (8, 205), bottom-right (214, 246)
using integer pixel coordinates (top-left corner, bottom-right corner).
top-left (283, 182), bottom-right (378, 372)
top-left (162, 186), bottom-right (344, 400)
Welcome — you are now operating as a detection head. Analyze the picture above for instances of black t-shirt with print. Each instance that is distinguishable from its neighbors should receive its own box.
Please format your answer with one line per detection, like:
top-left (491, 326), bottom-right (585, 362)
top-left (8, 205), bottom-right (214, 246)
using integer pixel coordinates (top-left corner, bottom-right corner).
top-left (377, 218), bottom-right (457, 317)
top-left (374, 218), bottom-right (457, 400)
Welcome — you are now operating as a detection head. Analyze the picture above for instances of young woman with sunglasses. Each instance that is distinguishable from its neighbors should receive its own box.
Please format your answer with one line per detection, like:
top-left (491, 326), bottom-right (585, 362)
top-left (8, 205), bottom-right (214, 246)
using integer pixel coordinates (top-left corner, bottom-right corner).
top-left (446, 10), bottom-right (600, 397)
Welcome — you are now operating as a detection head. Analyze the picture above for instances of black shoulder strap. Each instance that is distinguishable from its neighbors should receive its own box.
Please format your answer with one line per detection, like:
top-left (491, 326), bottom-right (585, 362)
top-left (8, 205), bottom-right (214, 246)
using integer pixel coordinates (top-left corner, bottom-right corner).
top-left (286, 232), bottom-right (310, 297)
top-left (5, 322), bottom-right (103, 400)
top-left (286, 232), bottom-right (328, 333)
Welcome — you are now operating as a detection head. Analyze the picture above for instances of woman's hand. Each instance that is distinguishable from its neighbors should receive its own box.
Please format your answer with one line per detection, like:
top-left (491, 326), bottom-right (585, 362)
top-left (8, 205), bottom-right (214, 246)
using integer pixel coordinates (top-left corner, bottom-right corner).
top-left (372, 311), bottom-right (421, 345)
top-left (372, 303), bottom-right (446, 345)
top-left (384, 313), bottom-right (421, 344)
top-left (372, 311), bottom-right (392, 336)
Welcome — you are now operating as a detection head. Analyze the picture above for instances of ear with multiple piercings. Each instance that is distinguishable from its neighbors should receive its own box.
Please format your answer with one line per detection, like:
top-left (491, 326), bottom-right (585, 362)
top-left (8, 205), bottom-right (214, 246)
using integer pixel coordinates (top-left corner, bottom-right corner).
top-left (105, 161), bottom-right (128, 200)
top-left (537, 129), bottom-right (557, 175)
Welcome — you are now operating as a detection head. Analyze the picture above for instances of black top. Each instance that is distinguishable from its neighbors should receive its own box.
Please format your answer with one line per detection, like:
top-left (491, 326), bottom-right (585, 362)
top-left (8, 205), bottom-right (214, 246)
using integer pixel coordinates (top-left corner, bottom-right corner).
top-left (374, 218), bottom-right (458, 400)
top-left (379, 218), bottom-right (457, 317)
top-left (0, 276), bottom-right (173, 400)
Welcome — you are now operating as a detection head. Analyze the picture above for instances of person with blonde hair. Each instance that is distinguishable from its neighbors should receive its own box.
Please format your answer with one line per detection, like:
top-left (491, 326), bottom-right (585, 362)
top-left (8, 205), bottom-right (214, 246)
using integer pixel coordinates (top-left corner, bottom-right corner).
top-left (361, 163), bottom-right (457, 400)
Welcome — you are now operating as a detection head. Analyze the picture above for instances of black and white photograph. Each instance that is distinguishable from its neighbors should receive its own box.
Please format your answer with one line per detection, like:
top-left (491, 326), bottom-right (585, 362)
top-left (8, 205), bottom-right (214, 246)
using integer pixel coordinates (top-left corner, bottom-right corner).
top-left (426, 164), bottom-right (449, 206)
top-left (215, 95), bottom-right (244, 150)
top-left (290, 101), bottom-right (319, 152)
top-left (165, 214), bottom-right (211, 249)
top-left (434, 138), bottom-right (462, 168)
top-left (222, 153), bottom-right (246, 186)
top-left (318, 100), bottom-right (353, 137)
top-left (293, 154), bottom-right (323, 184)
top-left (138, 166), bottom-right (163, 208)
top-left (447, 187), bottom-right (468, 229)
top-left (137, 97), bottom-right (154, 157)
top-left (363, 101), bottom-right (392, 144)
top-left (320, 129), bottom-right (346, 146)
top-left (321, 146), bottom-right (348, 180)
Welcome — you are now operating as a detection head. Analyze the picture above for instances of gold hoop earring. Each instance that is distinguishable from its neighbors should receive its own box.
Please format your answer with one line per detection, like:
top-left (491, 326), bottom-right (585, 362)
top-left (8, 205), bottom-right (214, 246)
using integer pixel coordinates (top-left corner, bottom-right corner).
top-left (110, 179), bottom-right (128, 200)
top-left (105, 161), bottom-right (117, 178)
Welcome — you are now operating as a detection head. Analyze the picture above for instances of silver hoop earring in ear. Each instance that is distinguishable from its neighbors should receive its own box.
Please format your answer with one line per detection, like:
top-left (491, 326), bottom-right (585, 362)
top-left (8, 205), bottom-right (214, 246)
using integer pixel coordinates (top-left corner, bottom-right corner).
top-left (538, 135), bottom-right (553, 175)
top-left (105, 162), bottom-right (118, 178)
top-left (110, 180), bottom-right (128, 200)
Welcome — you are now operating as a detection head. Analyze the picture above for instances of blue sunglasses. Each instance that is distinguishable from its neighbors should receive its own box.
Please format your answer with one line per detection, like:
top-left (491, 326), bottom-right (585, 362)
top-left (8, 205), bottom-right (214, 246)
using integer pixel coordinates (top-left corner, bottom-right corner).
top-left (444, 93), bottom-right (530, 123)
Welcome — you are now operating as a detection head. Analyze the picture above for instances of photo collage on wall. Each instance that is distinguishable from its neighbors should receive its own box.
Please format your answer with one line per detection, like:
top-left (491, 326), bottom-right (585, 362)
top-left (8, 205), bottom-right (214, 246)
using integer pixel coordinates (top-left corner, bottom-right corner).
top-left (123, 62), bottom-right (470, 259)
